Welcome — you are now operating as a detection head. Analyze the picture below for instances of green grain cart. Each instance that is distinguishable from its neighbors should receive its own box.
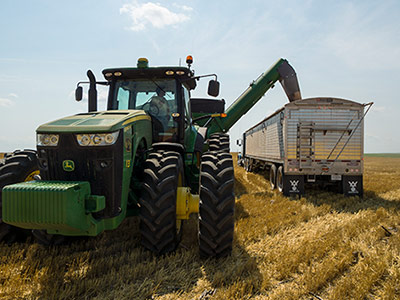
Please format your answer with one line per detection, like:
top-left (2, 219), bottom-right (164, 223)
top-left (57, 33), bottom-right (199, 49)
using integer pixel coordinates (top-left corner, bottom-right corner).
top-left (0, 57), bottom-right (300, 257)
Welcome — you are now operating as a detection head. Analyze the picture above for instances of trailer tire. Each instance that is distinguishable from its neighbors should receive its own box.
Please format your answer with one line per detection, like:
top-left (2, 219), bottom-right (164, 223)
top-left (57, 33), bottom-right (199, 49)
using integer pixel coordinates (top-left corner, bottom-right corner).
top-left (277, 165), bottom-right (284, 193)
top-left (208, 133), bottom-right (230, 153)
top-left (270, 164), bottom-right (277, 190)
top-left (0, 150), bottom-right (39, 243)
top-left (199, 151), bottom-right (235, 258)
top-left (139, 150), bottom-right (184, 255)
top-left (244, 158), bottom-right (252, 172)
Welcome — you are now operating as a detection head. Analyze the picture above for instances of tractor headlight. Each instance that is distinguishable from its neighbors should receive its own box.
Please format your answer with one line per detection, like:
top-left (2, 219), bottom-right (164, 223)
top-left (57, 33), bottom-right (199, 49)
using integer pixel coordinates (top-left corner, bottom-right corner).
top-left (37, 134), bottom-right (59, 146)
top-left (76, 131), bottom-right (119, 146)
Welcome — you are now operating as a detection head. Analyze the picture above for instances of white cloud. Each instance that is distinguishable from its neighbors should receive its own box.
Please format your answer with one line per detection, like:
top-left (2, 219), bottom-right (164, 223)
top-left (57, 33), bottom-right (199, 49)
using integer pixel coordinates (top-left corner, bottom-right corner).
top-left (120, 1), bottom-right (190, 31)
top-left (0, 97), bottom-right (15, 107)
top-left (173, 3), bottom-right (193, 12)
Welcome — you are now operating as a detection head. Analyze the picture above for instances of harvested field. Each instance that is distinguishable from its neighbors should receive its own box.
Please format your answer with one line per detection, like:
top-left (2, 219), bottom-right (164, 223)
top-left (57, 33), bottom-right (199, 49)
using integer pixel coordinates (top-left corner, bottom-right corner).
top-left (1, 155), bottom-right (400, 299)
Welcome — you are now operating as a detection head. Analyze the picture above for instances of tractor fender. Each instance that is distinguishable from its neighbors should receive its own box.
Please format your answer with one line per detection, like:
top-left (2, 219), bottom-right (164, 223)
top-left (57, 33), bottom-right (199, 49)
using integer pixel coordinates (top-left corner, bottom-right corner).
top-left (194, 127), bottom-right (207, 154)
top-left (152, 142), bottom-right (185, 156)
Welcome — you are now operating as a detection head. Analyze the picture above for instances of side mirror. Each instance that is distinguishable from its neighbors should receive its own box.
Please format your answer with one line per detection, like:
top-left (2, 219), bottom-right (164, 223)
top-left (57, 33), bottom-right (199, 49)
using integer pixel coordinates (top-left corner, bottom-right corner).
top-left (236, 139), bottom-right (242, 146)
top-left (75, 86), bottom-right (83, 101)
top-left (208, 80), bottom-right (220, 97)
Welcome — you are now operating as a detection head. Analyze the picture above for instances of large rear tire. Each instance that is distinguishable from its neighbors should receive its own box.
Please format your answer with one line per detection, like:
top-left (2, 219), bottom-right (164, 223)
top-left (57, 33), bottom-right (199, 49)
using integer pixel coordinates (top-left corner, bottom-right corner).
top-left (139, 150), bottom-right (184, 255)
top-left (199, 151), bottom-right (235, 258)
top-left (208, 133), bottom-right (230, 153)
top-left (0, 150), bottom-right (39, 243)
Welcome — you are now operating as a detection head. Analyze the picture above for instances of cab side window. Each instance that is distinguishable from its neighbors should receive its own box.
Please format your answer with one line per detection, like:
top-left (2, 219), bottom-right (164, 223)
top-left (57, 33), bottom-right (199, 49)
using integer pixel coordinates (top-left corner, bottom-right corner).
top-left (117, 88), bottom-right (130, 110)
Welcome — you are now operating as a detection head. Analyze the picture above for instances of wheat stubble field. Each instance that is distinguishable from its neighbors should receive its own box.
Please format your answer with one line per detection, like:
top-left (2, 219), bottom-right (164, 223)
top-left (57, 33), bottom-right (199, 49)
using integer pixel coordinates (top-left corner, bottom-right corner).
top-left (1, 155), bottom-right (400, 299)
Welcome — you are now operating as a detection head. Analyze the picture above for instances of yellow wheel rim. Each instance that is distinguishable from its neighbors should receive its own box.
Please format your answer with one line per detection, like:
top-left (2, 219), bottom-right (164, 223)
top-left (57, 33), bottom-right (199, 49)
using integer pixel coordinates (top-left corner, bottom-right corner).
top-left (24, 170), bottom-right (40, 182)
top-left (176, 171), bottom-right (183, 233)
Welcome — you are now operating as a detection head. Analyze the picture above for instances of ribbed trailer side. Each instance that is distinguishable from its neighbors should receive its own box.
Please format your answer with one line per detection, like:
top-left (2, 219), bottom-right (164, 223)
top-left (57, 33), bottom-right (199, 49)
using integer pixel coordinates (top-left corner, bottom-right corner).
top-left (244, 109), bottom-right (284, 164)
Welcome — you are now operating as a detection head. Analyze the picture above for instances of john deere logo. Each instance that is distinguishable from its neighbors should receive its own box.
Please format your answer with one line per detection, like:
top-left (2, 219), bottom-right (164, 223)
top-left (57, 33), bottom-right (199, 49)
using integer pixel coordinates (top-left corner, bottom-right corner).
top-left (63, 160), bottom-right (75, 172)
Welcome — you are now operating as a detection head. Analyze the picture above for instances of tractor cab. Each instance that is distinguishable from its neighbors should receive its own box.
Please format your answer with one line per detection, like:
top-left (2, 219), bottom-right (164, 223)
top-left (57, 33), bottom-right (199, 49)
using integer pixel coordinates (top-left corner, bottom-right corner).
top-left (75, 57), bottom-right (220, 144)
top-left (102, 61), bottom-right (195, 144)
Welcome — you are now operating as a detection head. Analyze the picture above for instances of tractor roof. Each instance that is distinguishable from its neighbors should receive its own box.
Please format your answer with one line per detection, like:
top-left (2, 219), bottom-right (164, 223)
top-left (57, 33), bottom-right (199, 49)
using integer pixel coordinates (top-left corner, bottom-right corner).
top-left (102, 66), bottom-right (196, 89)
top-left (102, 66), bottom-right (189, 80)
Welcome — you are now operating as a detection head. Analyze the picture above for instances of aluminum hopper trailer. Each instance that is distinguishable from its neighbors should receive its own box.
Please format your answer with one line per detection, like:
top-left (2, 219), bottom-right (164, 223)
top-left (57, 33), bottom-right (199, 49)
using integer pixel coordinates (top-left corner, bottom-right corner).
top-left (239, 97), bottom-right (373, 197)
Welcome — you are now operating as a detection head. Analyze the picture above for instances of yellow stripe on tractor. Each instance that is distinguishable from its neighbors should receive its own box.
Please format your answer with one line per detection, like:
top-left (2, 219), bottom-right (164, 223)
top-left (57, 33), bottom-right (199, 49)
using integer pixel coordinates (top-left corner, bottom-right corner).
top-left (122, 115), bottom-right (151, 126)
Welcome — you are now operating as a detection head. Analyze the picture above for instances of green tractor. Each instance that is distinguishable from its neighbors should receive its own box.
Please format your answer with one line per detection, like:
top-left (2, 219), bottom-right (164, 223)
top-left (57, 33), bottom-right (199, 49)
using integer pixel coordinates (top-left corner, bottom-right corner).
top-left (0, 56), bottom-right (300, 257)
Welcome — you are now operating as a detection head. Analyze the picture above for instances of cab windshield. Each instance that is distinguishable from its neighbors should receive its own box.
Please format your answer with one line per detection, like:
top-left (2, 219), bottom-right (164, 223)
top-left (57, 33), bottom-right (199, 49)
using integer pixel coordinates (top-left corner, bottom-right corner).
top-left (110, 79), bottom-right (178, 142)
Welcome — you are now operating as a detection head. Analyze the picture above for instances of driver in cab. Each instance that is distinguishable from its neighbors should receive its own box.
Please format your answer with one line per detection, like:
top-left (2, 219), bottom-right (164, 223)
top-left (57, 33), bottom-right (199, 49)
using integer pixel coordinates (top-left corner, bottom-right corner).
top-left (150, 87), bottom-right (170, 128)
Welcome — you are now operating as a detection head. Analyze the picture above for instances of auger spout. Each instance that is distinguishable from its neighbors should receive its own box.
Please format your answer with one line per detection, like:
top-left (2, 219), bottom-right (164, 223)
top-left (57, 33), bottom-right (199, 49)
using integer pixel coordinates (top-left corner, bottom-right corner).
top-left (207, 58), bottom-right (301, 135)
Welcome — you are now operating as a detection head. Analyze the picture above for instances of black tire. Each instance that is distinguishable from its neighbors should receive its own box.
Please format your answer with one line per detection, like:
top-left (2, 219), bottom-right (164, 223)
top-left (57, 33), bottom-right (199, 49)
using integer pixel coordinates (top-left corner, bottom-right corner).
top-left (139, 150), bottom-right (184, 255)
top-left (277, 165), bottom-right (284, 193)
top-left (270, 164), bottom-right (277, 190)
top-left (199, 151), bottom-right (235, 258)
top-left (208, 133), bottom-right (230, 153)
top-left (32, 229), bottom-right (67, 246)
top-left (244, 158), bottom-right (252, 172)
top-left (0, 150), bottom-right (39, 243)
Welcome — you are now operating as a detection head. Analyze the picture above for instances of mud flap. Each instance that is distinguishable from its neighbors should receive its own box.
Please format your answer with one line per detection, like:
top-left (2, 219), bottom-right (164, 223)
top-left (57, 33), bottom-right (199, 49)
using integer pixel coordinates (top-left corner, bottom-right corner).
top-left (342, 175), bottom-right (363, 197)
top-left (283, 175), bottom-right (304, 197)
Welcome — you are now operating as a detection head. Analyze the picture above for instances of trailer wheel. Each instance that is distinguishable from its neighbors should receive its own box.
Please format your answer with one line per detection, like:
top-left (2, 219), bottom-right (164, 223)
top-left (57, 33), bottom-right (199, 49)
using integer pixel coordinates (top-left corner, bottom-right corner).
top-left (244, 158), bottom-right (252, 172)
top-left (199, 151), bottom-right (235, 258)
top-left (208, 133), bottom-right (230, 153)
top-left (277, 165), bottom-right (284, 192)
top-left (0, 150), bottom-right (39, 243)
top-left (139, 150), bottom-right (184, 255)
top-left (270, 164), bottom-right (277, 190)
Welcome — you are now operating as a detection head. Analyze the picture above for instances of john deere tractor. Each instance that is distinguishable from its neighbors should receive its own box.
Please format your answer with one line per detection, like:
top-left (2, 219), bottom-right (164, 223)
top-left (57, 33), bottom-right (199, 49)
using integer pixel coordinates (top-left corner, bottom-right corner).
top-left (0, 56), bottom-right (300, 257)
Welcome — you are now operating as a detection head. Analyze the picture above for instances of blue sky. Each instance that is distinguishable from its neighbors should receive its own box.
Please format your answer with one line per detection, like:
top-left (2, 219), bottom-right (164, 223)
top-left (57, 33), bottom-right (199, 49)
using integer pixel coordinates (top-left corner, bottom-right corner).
top-left (0, 0), bottom-right (399, 153)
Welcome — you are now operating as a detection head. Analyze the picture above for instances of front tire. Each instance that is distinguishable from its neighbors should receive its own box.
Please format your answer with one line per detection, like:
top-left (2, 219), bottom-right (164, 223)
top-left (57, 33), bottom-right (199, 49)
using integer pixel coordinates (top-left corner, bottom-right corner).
top-left (0, 150), bottom-right (39, 243)
top-left (139, 150), bottom-right (184, 255)
top-left (199, 151), bottom-right (235, 258)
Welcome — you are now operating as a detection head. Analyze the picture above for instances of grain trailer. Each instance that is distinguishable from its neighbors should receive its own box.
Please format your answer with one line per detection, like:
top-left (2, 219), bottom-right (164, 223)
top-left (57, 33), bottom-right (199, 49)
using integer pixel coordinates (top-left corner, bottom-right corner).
top-left (240, 97), bottom-right (372, 196)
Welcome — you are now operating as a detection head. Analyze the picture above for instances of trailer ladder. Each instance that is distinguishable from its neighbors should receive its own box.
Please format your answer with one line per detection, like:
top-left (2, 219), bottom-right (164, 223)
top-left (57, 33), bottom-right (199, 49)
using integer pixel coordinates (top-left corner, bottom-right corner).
top-left (297, 122), bottom-right (315, 169)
